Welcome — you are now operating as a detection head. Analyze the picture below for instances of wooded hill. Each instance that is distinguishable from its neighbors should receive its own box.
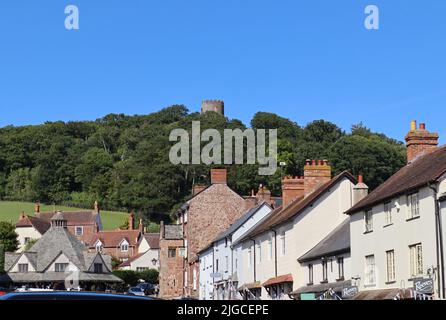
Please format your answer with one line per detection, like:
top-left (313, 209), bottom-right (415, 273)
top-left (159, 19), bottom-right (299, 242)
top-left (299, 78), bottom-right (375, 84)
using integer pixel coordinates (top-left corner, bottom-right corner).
top-left (0, 105), bottom-right (406, 224)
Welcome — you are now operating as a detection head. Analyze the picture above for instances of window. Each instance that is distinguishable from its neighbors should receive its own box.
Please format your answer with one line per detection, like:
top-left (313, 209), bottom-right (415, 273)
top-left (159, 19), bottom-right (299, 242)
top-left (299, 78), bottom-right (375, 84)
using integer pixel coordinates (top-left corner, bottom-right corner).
top-left (24, 237), bottom-right (30, 245)
top-left (137, 267), bottom-right (148, 272)
top-left (225, 256), bottom-right (229, 272)
top-left (384, 202), bottom-right (392, 225)
top-left (257, 242), bottom-right (262, 262)
top-left (18, 263), bottom-right (28, 273)
top-left (308, 264), bottom-right (313, 284)
top-left (75, 226), bottom-right (83, 236)
top-left (386, 250), bottom-right (396, 282)
top-left (365, 210), bottom-right (373, 232)
top-left (365, 255), bottom-right (376, 286)
top-left (193, 268), bottom-right (197, 290)
top-left (322, 260), bottom-right (328, 282)
top-left (120, 241), bottom-right (129, 252)
top-left (248, 248), bottom-right (252, 267)
top-left (55, 263), bottom-right (69, 272)
top-left (407, 193), bottom-right (420, 219)
top-left (168, 248), bottom-right (176, 258)
top-left (338, 257), bottom-right (344, 279)
top-left (281, 232), bottom-right (286, 255)
top-left (94, 263), bottom-right (103, 273)
top-left (409, 244), bottom-right (423, 278)
top-left (216, 259), bottom-right (219, 272)
top-left (268, 238), bottom-right (273, 260)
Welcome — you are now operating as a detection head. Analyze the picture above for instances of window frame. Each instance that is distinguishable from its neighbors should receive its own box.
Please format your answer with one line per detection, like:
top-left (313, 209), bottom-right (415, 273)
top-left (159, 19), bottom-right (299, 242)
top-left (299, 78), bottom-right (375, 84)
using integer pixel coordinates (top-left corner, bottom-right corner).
top-left (384, 202), bottom-right (392, 225)
top-left (364, 209), bottom-right (373, 232)
top-left (365, 255), bottom-right (376, 286)
top-left (55, 263), bottom-right (69, 273)
top-left (18, 263), bottom-right (29, 273)
top-left (409, 243), bottom-right (423, 278)
top-left (337, 257), bottom-right (344, 280)
top-left (308, 264), bottom-right (313, 285)
top-left (168, 248), bottom-right (176, 258)
top-left (322, 260), bottom-right (328, 282)
top-left (75, 226), bottom-right (84, 236)
top-left (386, 250), bottom-right (396, 282)
top-left (94, 263), bottom-right (103, 273)
top-left (407, 192), bottom-right (420, 220)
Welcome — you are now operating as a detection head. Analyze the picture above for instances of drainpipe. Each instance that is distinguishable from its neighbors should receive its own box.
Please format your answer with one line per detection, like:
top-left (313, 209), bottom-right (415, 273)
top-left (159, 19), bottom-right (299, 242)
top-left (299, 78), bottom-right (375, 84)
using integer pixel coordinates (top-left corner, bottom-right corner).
top-left (272, 229), bottom-right (278, 277)
top-left (212, 246), bottom-right (215, 300)
top-left (429, 183), bottom-right (445, 299)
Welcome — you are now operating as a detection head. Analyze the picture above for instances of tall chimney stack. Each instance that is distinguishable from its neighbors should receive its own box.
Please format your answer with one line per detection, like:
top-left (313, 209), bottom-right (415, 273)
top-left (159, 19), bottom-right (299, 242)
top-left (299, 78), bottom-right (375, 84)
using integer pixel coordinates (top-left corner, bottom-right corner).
top-left (304, 159), bottom-right (332, 196)
top-left (281, 176), bottom-right (305, 208)
top-left (353, 175), bottom-right (369, 205)
top-left (405, 120), bottom-right (439, 163)
top-left (128, 212), bottom-right (134, 230)
top-left (210, 168), bottom-right (227, 184)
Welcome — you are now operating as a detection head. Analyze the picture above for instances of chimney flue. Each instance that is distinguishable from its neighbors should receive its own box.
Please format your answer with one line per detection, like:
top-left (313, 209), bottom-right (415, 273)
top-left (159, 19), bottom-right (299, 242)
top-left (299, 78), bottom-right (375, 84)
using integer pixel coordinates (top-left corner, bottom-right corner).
top-left (210, 168), bottom-right (227, 184)
top-left (304, 159), bottom-right (332, 196)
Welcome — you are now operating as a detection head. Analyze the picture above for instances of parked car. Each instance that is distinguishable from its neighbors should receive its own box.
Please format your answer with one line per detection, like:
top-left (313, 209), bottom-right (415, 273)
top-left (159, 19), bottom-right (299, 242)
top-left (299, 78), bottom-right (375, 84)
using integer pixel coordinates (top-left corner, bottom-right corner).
top-left (127, 287), bottom-right (145, 296)
top-left (0, 291), bottom-right (155, 300)
top-left (136, 283), bottom-right (155, 295)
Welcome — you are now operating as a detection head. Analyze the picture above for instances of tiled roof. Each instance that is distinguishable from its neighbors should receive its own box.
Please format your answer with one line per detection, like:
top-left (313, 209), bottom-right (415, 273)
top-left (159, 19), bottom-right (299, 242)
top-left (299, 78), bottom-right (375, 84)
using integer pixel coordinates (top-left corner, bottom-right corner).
top-left (16, 215), bottom-right (51, 235)
top-left (298, 218), bottom-right (350, 262)
top-left (90, 229), bottom-right (141, 248)
top-left (239, 171), bottom-right (357, 241)
top-left (36, 211), bottom-right (98, 226)
top-left (262, 274), bottom-right (293, 287)
top-left (144, 233), bottom-right (160, 249)
top-left (346, 145), bottom-right (446, 215)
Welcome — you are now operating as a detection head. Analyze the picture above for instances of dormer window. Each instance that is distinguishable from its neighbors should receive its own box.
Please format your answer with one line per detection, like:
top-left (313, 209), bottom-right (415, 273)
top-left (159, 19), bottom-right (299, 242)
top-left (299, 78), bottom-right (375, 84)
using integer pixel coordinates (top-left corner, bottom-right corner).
top-left (95, 241), bottom-right (103, 253)
top-left (94, 263), bottom-right (103, 273)
top-left (120, 240), bottom-right (129, 252)
top-left (18, 263), bottom-right (29, 273)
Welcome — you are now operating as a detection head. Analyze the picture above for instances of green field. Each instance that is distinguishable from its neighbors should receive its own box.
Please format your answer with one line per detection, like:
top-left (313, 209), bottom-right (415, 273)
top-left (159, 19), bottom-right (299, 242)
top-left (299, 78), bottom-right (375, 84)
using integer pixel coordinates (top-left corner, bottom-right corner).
top-left (0, 201), bottom-right (128, 230)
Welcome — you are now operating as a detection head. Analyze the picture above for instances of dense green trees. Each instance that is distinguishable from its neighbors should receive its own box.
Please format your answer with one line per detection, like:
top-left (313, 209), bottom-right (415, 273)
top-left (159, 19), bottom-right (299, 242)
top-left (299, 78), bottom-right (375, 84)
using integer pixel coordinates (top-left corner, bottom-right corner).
top-left (0, 221), bottom-right (19, 272)
top-left (0, 106), bottom-right (406, 224)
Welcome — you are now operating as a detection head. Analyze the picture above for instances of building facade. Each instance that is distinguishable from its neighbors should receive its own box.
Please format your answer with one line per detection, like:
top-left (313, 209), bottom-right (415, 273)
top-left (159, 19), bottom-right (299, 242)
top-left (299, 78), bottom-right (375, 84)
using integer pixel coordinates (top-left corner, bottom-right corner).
top-left (347, 121), bottom-right (446, 300)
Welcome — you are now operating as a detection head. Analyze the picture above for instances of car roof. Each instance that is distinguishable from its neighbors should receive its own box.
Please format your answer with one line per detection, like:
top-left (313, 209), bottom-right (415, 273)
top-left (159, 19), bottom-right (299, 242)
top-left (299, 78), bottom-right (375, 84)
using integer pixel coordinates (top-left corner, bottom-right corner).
top-left (0, 291), bottom-right (154, 301)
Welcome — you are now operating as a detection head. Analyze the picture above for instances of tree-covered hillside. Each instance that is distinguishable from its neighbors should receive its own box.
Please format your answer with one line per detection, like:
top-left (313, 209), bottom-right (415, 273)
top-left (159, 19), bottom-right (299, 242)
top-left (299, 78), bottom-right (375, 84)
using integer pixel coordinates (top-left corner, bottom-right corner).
top-left (0, 106), bottom-right (406, 224)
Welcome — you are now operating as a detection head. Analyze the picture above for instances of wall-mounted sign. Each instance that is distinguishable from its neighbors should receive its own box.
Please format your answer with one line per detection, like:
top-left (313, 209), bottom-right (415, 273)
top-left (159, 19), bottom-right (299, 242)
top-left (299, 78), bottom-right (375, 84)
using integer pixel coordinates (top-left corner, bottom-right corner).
top-left (300, 293), bottom-right (316, 300)
top-left (342, 286), bottom-right (359, 299)
top-left (210, 272), bottom-right (222, 278)
top-left (414, 278), bottom-right (434, 294)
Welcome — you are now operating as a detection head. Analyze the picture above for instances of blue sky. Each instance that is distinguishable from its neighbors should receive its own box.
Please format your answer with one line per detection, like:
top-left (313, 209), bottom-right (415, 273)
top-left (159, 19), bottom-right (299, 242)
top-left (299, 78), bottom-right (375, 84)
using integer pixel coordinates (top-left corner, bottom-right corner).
top-left (0, 0), bottom-right (445, 143)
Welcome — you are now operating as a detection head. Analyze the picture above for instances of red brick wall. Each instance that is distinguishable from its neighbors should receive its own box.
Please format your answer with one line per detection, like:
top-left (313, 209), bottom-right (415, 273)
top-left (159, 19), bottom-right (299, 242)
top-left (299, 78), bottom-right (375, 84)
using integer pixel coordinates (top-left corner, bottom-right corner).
top-left (282, 176), bottom-right (304, 207)
top-left (67, 225), bottom-right (97, 244)
top-left (405, 129), bottom-right (438, 163)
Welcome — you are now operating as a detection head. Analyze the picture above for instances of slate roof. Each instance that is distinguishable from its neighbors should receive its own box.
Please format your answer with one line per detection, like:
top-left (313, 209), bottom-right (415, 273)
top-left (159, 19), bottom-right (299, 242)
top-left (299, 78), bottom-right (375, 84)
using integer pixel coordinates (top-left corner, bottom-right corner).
top-left (16, 215), bottom-right (51, 235)
top-left (239, 171), bottom-right (357, 242)
top-left (346, 145), bottom-right (446, 215)
top-left (89, 229), bottom-right (141, 248)
top-left (298, 218), bottom-right (350, 263)
top-left (1, 225), bottom-right (121, 284)
top-left (144, 233), bottom-right (160, 249)
top-left (164, 224), bottom-right (183, 239)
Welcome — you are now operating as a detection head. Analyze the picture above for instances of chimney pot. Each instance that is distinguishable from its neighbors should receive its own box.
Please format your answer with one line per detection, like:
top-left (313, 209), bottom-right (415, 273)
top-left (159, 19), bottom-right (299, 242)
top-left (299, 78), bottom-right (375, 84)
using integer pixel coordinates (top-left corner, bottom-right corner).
top-left (419, 123), bottom-right (426, 130)
top-left (312, 159), bottom-right (317, 165)
top-left (411, 120), bottom-right (417, 131)
top-left (358, 175), bottom-right (363, 183)
top-left (405, 121), bottom-right (439, 163)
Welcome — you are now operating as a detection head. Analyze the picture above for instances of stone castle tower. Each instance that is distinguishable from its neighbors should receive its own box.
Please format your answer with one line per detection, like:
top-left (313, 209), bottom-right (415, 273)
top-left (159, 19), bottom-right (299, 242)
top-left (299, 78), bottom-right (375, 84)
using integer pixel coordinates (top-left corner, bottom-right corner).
top-left (201, 100), bottom-right (224, 115)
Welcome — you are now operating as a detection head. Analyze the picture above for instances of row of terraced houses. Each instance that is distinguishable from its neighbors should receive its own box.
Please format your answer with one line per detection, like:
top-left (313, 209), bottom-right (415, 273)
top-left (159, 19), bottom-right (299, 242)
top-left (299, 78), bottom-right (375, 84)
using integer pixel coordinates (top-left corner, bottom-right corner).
top-left (158, 120), bottom-right (446, 300)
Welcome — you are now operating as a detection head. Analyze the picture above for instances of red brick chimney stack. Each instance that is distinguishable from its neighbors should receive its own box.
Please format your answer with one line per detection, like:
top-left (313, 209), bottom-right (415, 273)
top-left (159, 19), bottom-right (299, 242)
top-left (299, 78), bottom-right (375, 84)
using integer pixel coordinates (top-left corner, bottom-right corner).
top-left (34, 202), bottom-right (40, 214)
top-left (304, 159), bottom-right (332, 196)
top-left (405, 120), bottom-right (439, 163)
top-left (139, 218), bottom-right (144, 233)
top-left (210, 168), bottom-right (227, 184)
top-left (281, 176), bottom-right (305, 208)
top-left (128, 212), bottom-right (134, 230)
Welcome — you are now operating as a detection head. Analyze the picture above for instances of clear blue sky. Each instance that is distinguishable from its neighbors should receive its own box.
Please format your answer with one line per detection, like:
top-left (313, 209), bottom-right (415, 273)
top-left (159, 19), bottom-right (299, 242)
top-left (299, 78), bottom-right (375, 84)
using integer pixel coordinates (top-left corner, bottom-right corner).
top-left (1, 0), bottom-right (445, 143)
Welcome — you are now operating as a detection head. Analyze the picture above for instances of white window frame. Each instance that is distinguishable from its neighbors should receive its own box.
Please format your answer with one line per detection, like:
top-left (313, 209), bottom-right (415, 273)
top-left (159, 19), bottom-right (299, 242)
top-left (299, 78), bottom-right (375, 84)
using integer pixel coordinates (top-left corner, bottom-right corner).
top-left (384, 202), bottom-right (392, 225)
top-left (120, 242), bottom-right (129, 252)
top-left (308, 264), bottom-right (313, 284)
top-left (409, 243), bottom-right (423, 278)
top-left (75, 226), bottom-right (83, 236)
top-left (280, 231), bottom-right (286, 256)
top-left (55, 263), bottom-right (69, 273)
top-left (268, 238), bottom-right (273, 260)
top-left (365, 255), bottom-right (376, 286)
top-left (386, 250), bottom-right (396, 282)
top-left (18, 263), bottom-right (29, 273)
top-left (407, 193), bottom-right (420, 219)
top-left (364, 210), bottom-right (373, 232)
